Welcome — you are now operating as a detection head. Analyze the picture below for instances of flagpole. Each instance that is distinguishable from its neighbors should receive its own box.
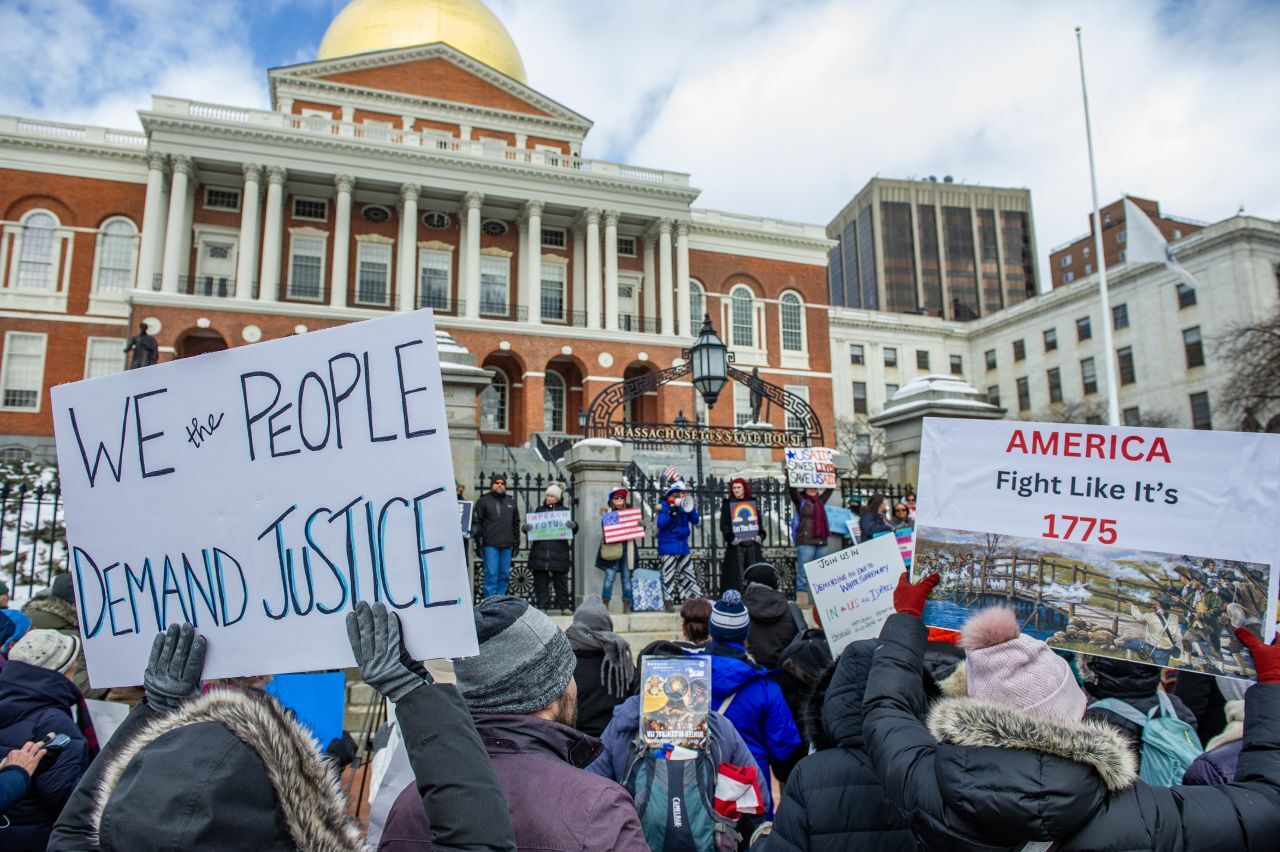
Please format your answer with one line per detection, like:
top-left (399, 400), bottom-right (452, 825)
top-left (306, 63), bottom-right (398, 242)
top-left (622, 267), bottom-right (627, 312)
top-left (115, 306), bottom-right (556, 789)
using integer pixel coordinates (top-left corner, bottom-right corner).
top-left (1076, 26), bottom-right (1121, 427)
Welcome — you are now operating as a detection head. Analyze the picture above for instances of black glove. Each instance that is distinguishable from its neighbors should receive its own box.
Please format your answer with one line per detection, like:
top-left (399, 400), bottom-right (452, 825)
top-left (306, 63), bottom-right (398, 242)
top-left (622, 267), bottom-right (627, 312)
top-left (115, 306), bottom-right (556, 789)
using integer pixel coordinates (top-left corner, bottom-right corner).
top-left (143, 623), bottom-right (207, 712)
top-left (345, 601), bottom-right (432, 702)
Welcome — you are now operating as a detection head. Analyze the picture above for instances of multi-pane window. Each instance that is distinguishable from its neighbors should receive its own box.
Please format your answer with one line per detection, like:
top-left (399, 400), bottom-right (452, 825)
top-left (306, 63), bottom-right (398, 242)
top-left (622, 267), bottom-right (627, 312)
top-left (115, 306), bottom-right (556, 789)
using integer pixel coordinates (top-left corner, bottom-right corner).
top-left (688, 280), bottom-right (705, 327)
top-left (1047, 368), bottom-right (1063, 404)
top-left (780, 293), bottom-right (804, 352)
top-left (1177, 283), bottom-right (1197, 309)
top-left (540, 263), bottom-right (566, 321)
top-left (1, 332), bottom-right (46, 410)
top-left (292, 198), bottom-right (328, 221)
top-left (84, 337), bottom-right (125, 379)
top-left (617, 236), bottom-right (636, 256)
top-left (541, 227), bottom-right (566, 248)
top-left (734, 382), bottom-right (753, 426)
top-left (1016, 377), bottom-right (1031, 411)
top-left (1081, 358), bottom-right (1098, 394)
top-left (950, 354), bottom-right (963, 375)
top-left (543, 371), bottom-right (565, 432)
top-left (1076, 316), bottom-right (1092, 341)
top-left (479, 255), bottom-right (510, 315)
top-left (287, 236), bottom-right (326, 301)
top-left (849, 344), bottom-right (865, 365)
top-left (785, 385), bottom-right (810, 431)
top-left (1117, 347), bottom-right (1136, 385)
top-left (1043, 328), bottom-right (1058, 352)
top-left (1113, 303), bottom-right (1129, 329)
top-left (16, 212), bottom-right (57, 289)
top-left (1183, 326), bottom-right (1204, 368)
top-left (985, 349), bottom-right (997, 370)
top-left (886, 383), bottom-right (899, 400)
top-left (203, 187), bottom-right (240, 211)
top-left (852, 381), bottom-right (868, 415)
top-left (730, 287), bottom-right (755, 347)
top-left (418, 249), bottom-right (451, 310)
top-left (1013, 339), bottom-right (1026, 361)
top-left (355, 242), bottom-right (391, 305)
top-left (884, 347), bottom-right (898, 368)
top-left (480, 370), bottom-right (507, 431)
top-left (1190, 392), bottom-right (1212, 430)
top-left (987, 385), bottom-right (1001, 407)
top-left (1123, 406), bottom-right (1142, 427)
top-left (916, 350), bottom-right (930, 370)
top-left (95, 219), bottom-right (137, 294)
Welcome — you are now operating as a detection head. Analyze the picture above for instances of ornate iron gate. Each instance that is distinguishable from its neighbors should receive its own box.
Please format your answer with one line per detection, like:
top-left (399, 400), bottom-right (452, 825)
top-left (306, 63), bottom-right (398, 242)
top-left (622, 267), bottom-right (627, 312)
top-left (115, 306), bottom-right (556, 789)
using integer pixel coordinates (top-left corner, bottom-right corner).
top-left (471, 471), bottom-right (576, 609)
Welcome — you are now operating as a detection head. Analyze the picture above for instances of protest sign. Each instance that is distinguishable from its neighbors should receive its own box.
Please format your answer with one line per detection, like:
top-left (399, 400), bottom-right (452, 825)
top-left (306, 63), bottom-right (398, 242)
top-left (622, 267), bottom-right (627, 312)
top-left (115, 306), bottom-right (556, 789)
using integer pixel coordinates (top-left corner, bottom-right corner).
top-left (825, 505), bottom-right (854, 540)
top-left (528, 509), bottom-right (572, 541)
top-left (730, 500), bottom-right (760, 543)
top-left (896, 528), bottom-right (914, 570)
top-left (844, 519), bottom-right (862, 544)
top-left (458, 500), bottom-right (473, 537)
top-left (914, 417), bottom-right (1280, 678)
top-left (51, 310), bottom-right (477, 688)
top-left (806, 534), bottom-right (905, 657)
top-left (641, 655), bottom-right (711, 748)
top-left (84, 699), bottom-right (131, 746)
top-left (784, 447), bottom-right (837, 488)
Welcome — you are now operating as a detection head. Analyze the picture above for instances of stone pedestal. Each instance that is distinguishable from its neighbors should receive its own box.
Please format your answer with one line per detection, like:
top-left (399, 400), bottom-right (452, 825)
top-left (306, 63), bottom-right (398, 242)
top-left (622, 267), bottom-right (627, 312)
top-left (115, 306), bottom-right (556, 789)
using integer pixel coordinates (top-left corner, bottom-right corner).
top-left (563, 438), bottom-right (634, 605)
top-left (870, 374), bottom-right (1005, 485)
top-left (737, 422), bottom-right (783, 481)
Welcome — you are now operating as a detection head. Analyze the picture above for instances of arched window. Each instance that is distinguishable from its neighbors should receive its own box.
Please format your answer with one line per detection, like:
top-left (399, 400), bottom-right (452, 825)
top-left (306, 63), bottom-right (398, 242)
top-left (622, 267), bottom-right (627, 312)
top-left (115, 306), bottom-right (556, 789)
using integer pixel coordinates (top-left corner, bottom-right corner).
top-left (480, 369), bottom-right (508, 432)
top-left (688, 279), bottom-right (705, 328)
top-left (95, 218), bottom-right (138, 295)
top-left (780, 291), bottom-right (805, 352)
top-left (543, 371), bottom-right (565, 432)
top-left (730, 285), bottom-right (755, 348)
top-left (16, 211), bottom-right (58, 289)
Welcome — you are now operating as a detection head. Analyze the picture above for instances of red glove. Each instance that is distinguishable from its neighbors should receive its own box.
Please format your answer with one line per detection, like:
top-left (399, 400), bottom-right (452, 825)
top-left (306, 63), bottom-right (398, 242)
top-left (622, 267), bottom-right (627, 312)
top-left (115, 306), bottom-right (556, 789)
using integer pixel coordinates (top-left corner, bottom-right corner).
top-left (1236, 628), bottom-right (1280, 684)
top-left (893, 572), bottom-right (940, 617)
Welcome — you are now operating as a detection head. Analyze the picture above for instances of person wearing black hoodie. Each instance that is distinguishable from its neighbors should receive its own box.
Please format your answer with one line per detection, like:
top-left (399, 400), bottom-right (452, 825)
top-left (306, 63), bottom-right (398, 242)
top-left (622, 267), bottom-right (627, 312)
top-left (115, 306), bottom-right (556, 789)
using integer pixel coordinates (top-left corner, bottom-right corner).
top-left (741, 562), bottom-right (805, 670)
top-left (766, 641), bottom-right (920, 851)
top-left (719, 477), bottom-right (766, 593)
top-left (1081, 654), bottom-right (1200, 762)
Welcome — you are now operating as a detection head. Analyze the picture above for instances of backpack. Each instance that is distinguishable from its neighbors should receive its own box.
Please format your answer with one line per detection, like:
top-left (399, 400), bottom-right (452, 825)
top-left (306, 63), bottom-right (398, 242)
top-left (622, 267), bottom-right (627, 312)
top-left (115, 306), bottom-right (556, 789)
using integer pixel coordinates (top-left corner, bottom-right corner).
top-left (622, 738), bottom-right (740, 852)
top-left (1090, 690), bottom-right (1203, 786)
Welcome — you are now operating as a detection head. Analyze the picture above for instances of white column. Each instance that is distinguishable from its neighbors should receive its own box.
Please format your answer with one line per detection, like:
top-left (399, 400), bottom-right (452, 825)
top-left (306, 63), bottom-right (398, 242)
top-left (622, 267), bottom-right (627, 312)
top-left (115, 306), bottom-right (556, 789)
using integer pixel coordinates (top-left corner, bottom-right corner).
top-left (658, 219), bottom-right (674, 336)
top-left (676, 220), bottom-right (691, 336)
top-left (159, 155), bottom-right (192, 293)
top-left (584, 208), bottom-right (602, 330)
top-left (524, 200), bottom-right (544, 324)
top-left (642, 234), bottom-right (657, 330)
top-left (330, 175), bottom-right (353, 308)
top-left (571, 223), bottom-right (585, 325)
top-left (136, 152), bottom-right (167, 291)
top-left (463, 192), bottom-right (482, 318)
top-left (235, 163), bottom-right (261, 300)
top-left (397, 183), bottom-right (419, 312)
top-left (258, 165), bottom-right (287, 302)
top-left (603, 210), bottom-right (620, 332)
top-left (516, 216), bottom-right (530, 317)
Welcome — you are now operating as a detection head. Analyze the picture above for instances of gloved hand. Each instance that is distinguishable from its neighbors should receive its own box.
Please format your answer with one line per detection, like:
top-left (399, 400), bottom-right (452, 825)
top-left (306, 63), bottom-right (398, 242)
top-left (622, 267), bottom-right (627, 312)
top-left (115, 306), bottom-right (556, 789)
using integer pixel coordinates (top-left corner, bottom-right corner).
top-left (346, 601), bottom-right (433, 702)
top-left (1236, 628), bottom-right (1280, 684)
top-left (893, 572), bottom-right (940, 617)
top-left (144, 622), bottom-right (207, 712)
top-left (521, 523), bottom-right (531, 532)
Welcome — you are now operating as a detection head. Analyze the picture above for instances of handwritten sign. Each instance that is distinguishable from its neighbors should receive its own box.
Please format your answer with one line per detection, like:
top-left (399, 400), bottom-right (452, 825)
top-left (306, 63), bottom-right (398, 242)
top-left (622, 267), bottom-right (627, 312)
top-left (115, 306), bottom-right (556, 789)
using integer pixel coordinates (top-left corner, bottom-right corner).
top-left (528, 509), bottom-right (572, 541)
top-left (458, 500), bottom-right (473, 537)
top-left (785, 447), bottom-right (837, 488)
top-left (730, 500), bottom-right (759, 543)
top-left (51, 310), bottom-right (478, 688)
top-left (806, 534), bottom-right (906, 657)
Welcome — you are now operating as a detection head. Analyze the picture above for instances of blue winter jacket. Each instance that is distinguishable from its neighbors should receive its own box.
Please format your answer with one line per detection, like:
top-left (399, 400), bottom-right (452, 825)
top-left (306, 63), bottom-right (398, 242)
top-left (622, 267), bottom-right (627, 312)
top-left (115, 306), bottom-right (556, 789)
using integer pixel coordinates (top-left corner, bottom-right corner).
top-left (705, 641), bottom-right (802, 815)
top-left (0, 765), bottom-right (31, 811)
top-left (655, 501), bottom-right (700, 555)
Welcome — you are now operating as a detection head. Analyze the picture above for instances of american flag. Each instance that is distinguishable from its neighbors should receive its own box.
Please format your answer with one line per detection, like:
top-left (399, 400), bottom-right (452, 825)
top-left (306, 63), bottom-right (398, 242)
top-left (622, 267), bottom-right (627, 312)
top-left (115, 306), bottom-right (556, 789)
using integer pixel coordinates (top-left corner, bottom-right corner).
top-left (602, 508), bottom-right (645, 543)
top-left (663, 465), bottom-right (681, 485)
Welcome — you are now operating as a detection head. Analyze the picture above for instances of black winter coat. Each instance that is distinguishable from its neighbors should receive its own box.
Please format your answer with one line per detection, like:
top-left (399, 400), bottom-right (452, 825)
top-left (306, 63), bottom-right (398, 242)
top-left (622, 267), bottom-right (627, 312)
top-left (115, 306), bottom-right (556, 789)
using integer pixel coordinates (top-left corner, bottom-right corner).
top-left (741, 582), bottom-right (804, 669)
top-left (863, 611), bottom-right (1280, 851)
top-left (775, 628), bottom-right (834, 733)
top-left (525, 504), bottom-right (575, 574)
top-left (718, 499), bottom-right (766, 592)
top-left (472, 490), bottom-right (521, 550)
top-left (1082, 654), bottom-right (1200, 756)
top-left (766, 641), bottom-right (914, 852)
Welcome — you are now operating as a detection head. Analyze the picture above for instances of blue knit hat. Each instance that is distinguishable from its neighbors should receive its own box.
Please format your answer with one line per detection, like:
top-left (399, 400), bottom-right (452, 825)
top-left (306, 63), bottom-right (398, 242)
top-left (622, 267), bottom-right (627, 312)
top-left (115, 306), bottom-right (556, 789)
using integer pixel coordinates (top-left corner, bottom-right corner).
top-left (710, 590), bottom-right (750, 644)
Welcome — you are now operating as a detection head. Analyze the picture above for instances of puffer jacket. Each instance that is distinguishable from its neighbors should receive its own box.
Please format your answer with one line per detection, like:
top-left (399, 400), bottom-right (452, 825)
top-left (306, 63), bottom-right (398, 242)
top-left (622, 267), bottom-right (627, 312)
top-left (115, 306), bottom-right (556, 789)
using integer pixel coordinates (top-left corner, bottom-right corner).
top-left (741, 582), bottom-right (803, 669)
top-left (525, 502), bottom-right (574, 574)
top-left (1081, 654), bottom-right (1200, 756)
top-left (766, 641), bottom-right (914, 852)
top-left (863, 611), bottom-right (1280, 851)
top-left (655, 501), bottom-right (699, 555)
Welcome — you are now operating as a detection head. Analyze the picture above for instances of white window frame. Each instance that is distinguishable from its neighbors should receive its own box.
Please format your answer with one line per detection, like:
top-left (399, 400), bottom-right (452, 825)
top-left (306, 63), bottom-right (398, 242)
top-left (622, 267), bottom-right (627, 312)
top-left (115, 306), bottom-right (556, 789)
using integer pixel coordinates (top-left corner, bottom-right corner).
top-left (617, 236), bottom-right (637, 257)
top-left (355, 239), bottom-right (393, 306)
top-left (778, 291), bottom-right (806, 353)
top-left (203, 186), bottom-right (241, 212)
top-left (418, 247), bottom-right (453, 310)
top-left (90, 216), bottom-right (138, 297)
top-left (6, 209), bottom-right (66, 293)
top-left (541, 226), bottom-right (567, 248)
top-left (733, 381), bottom-right (753, 427)
top-left (543, 371), bottom-right (566, 432)
top-left (1060, 254), bottom-right (1072, 267)
top-left (688, 279), bottom-right (706, 325)
top-left (784, 384), bottom-right (810, 431)
top-left (540, 259), bottom-right (567, 322)
top-left (1063, 271), bottom-right (1075, 284)
top-left (286, 230), bottom-right (328, 302)
top-left (0, 331), bottom-right (48, 412)
top-left (292, 196), bottom-right (329, 222)
top-left (728, 285), bottom-right (758, 349)
top-left (479, 254), bottom-right (510, 315)
top-left (83, 336), bottom-right (126, 379)
top-left (480, 369), bottom-right (508, 432)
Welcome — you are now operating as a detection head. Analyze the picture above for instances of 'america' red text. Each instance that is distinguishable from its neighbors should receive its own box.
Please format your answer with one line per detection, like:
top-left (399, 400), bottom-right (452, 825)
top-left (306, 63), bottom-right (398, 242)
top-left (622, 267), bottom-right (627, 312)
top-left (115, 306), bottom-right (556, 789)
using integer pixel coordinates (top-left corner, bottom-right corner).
top-left (1005, 429), bottom-right (1171, 463)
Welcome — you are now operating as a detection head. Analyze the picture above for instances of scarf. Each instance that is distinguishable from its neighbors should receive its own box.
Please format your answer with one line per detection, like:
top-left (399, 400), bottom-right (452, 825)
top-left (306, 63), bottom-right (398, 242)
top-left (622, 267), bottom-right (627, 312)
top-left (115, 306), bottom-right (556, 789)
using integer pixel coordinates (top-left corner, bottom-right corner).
top-left (565, 595), bottom-right (635, 699)
top-left (73, 687), bottom-right (101, 758)
top-left (807, 492), bottom-right (830, 540)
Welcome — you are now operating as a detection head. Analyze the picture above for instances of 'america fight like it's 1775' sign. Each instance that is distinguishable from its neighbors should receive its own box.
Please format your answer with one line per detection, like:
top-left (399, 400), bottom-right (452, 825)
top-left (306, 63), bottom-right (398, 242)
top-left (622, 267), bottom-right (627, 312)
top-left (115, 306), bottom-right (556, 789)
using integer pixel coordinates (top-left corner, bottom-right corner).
top-left (51, 311), bottom-right (477, 688)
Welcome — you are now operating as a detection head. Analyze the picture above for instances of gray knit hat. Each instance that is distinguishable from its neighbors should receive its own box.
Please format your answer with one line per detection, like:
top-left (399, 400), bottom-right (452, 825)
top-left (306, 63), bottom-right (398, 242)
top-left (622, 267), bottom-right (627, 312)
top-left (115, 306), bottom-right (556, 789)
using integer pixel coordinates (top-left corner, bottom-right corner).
top-left (454, 596), bottom-right (575, 715)
top-left (9, 628), bottom-right (79, 674)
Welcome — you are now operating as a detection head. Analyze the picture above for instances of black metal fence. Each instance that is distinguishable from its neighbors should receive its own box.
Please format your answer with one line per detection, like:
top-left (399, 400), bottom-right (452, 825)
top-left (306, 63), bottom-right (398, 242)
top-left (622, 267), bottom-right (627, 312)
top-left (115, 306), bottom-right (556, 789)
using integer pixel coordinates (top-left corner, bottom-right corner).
top-left (470, 471), bottom-right (576, 608)
top-left (1, 482), bottom-right (65, 597)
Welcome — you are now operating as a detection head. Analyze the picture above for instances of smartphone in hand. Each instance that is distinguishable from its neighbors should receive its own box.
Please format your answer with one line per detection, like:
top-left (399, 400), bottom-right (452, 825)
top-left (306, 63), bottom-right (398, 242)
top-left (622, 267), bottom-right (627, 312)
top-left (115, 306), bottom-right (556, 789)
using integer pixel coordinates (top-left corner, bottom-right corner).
top-left (39, 732), bottom-right (72, 751)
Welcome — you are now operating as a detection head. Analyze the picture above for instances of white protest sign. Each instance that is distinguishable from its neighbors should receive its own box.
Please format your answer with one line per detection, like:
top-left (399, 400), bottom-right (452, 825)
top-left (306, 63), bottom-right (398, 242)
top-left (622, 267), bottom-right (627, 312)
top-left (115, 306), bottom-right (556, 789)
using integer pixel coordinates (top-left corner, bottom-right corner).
top-left (785, 447), bottom-right (837, 488)
top-left (84, 698), bottom-right (132, 746)
top-left (806, 534), bottom-right (905, 657)
top-left (51, 310), bottom-right (477, 688)
top-left (528, 509), bottom-right (572, 541)
top-left (915, 417), bottom-right (1280, 677)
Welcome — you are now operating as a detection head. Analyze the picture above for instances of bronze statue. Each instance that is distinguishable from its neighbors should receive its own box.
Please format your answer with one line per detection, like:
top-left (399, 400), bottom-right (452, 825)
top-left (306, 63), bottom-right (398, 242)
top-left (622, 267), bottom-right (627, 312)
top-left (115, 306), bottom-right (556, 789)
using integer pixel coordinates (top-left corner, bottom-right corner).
top-left (749, 367), bottom-right (764, 423)
top-left (124, 322), bottom-right (158, 369)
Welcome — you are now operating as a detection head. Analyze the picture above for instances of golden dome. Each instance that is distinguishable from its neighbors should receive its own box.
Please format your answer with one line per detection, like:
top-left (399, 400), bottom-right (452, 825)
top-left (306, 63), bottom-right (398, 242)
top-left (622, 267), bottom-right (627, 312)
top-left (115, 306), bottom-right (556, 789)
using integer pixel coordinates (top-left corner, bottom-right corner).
top-left (317, 0), bottom-right (528, 84)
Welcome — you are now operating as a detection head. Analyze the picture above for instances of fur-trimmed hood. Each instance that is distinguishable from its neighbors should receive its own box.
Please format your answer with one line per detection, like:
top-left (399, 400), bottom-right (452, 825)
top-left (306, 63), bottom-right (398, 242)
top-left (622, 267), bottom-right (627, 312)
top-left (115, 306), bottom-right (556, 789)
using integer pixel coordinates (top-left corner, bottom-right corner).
top-left (91, 688), bottom-right (361, 852)
top-left (23, 591), bottom-right (79, 630)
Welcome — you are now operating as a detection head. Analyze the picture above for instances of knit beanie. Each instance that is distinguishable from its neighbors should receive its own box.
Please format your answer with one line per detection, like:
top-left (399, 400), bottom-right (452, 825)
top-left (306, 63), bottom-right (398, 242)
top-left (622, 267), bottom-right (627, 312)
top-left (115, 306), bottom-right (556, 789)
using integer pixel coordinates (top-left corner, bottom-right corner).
top-left (709, 590), bottom-right (751, 644)
top-left (454, 596), bottom-right (575, 715)
top-left (960, 607), bottom-right (1087, 724)
top-left (743, 562), bottom-right (778, 590)
top-left (51, 572), bottom-right (76, 604)
top-left (544, 482), bottom-right (564, 501)
top-left (9, 628), bottom-right (79, 674)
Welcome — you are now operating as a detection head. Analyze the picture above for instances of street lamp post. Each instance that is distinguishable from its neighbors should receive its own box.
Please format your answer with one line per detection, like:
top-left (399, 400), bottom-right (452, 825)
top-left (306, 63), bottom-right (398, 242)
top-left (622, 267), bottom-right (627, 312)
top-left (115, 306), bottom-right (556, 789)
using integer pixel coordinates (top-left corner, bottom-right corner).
top-left (687, 313), bottom-right (729, 408)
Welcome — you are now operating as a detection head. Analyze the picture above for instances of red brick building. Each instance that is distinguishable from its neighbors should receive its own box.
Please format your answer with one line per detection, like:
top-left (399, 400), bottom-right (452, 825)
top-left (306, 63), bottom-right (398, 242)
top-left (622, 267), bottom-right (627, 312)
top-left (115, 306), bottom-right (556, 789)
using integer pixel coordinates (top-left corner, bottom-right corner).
top-left (1049, 196), bottom-right (1205, 289)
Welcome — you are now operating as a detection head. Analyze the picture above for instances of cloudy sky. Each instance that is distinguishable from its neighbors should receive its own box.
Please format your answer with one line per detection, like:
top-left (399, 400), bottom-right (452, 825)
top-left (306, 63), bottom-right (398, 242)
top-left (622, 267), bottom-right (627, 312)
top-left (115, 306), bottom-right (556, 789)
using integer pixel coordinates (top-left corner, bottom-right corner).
top-left (2, 0), bottom-right (1277, 288)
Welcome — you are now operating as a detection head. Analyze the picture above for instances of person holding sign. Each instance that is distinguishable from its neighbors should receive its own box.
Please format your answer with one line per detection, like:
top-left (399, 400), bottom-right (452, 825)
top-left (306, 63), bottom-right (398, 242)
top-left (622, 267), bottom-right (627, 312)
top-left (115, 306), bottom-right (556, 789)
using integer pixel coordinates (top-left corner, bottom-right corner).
top-left (719, 478), bottom-right (767, 593)
top-left (523, 483), bottom-right (576, 614)
top-left (473, 473), bottom-right (522, 599)
top-left (597, 487), bottom-right (640, 611)
top-left (787, 477), bottom-right (833, 607)
top-left (657, 481), bottom-right (702, 605)
top-left (861, 573), bottom-right (1280, 851)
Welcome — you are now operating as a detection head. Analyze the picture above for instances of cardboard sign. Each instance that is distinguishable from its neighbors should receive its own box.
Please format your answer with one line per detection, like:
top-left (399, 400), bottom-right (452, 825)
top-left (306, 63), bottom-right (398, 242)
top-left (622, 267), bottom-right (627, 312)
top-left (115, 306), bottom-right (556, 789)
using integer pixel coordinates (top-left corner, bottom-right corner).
top-left (51, 310), bottom-right (478, 688)
top-left (730, 500), bottom-right (760, 543)
top-left (806, 534), bottom-right (905, 656)
top-left (458, 500), bottom-right (473, 537)
top-left (914, 418), bottom-right (1280, 678)
top-left (785, 447), bottom-right (837, 488)
top-left (528, 509), bottom-right (572, 541)
top-left (641, 655), bottom-right (711, 748)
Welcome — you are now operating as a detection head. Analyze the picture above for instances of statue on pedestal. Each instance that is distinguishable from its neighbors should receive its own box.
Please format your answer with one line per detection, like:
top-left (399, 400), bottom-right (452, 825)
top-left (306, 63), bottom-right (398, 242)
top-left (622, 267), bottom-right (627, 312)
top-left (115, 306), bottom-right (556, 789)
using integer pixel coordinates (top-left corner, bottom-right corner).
top-left (748, 367), bottom-right (765, 423)
top-left (124, 322), bottom-right (158, 369)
